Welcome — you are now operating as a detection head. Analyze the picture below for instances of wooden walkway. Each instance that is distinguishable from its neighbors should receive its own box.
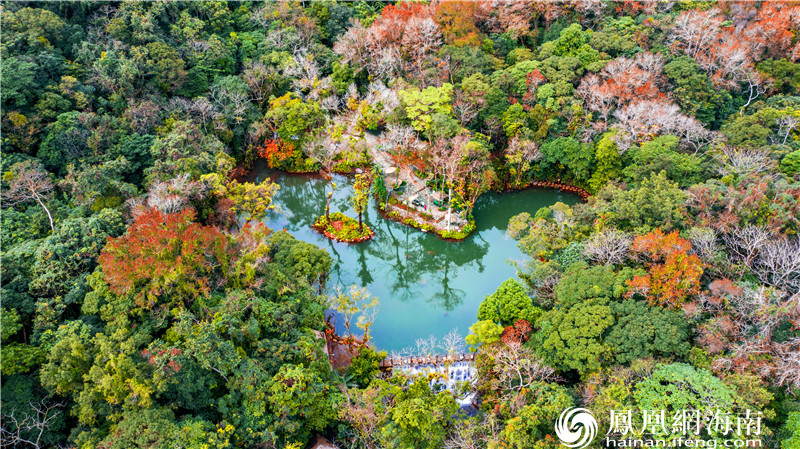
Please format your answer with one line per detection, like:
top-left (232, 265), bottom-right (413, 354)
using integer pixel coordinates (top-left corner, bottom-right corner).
top-left (380, 353), bottom-right (475, 369)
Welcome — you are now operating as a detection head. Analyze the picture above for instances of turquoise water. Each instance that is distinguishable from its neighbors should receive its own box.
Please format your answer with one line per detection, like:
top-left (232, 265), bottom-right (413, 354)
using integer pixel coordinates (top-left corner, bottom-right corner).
top-left (253, 167), bottom-right (580, 352)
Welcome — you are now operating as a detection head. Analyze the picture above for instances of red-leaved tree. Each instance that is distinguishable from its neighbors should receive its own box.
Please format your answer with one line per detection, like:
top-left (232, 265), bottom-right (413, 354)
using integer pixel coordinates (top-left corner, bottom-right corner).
top-left (627, 229), bottom-right (705, 309)
top-left (99, 208), bottom-right (227, 311)
top-left (258, 139), bottom-right (296, 169)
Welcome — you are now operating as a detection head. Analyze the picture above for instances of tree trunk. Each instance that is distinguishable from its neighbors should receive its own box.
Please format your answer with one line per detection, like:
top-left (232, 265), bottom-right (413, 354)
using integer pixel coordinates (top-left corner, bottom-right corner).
top-left (358, 211), bottom-right (363, 233)
top-left (446, 186), bottom-right (452, 232)
top-left (33, 193), bottom-right (55, 231)
top-left (325, 181), bottom-right (333, 222)
top-left (325, 196), bottom-right (331, 222)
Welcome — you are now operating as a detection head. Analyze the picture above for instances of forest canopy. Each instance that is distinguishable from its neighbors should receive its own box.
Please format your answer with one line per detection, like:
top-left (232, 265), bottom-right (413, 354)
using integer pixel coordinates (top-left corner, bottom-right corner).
top-left (2, 1), bottom-right (800, 448)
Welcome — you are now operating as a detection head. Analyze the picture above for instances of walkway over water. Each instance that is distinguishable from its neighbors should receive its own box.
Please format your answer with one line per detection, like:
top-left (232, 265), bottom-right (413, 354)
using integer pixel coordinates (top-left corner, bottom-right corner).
top-left (379, 352), bottom-right (475, 369)
top-left (385, 356), bottom-right (478, 391)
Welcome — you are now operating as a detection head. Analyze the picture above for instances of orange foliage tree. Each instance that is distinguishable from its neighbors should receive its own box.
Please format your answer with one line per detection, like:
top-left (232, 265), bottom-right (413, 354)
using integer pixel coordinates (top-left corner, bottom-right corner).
top-left (99, 208), bottom-right (227, 311)
top-left (371, 2), bottom-right (434, 45)
top-left (434, 1), bottom-right (483, 47)
top-left (499, 319), bottom-right (533, 346)
top-left (258, 139), bottom-right (296, 169)
top-left (626, 229), bottom-right (704, 309)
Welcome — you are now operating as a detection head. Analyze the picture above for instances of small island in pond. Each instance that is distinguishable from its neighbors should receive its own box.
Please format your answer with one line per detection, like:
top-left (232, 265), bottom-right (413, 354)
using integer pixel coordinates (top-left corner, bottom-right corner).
top-left (313, 211), bottom-right (374, 243)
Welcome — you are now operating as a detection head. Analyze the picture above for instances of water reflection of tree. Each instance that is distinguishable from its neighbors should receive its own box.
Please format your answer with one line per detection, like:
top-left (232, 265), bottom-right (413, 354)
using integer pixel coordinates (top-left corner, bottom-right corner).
top-left (279, 177), bottom-right (328, 230)
top-left (355, 245), bottom-right (374, 286)
top-left (428, 262), bottom-right (466, 311)
top-left (367, 215), bottom-right (418, 300)
top-left (427, 235), bottom-right (490, 311)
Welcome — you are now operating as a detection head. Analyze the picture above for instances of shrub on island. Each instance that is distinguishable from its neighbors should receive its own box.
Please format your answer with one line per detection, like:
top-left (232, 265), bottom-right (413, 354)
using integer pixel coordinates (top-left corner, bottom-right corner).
top-left (313, 211), bottom-right (374, 243)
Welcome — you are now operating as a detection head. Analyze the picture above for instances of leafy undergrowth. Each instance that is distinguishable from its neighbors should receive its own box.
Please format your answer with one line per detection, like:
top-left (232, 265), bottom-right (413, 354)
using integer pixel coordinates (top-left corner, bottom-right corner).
top-left (313, 212), bottom-right (374, 243)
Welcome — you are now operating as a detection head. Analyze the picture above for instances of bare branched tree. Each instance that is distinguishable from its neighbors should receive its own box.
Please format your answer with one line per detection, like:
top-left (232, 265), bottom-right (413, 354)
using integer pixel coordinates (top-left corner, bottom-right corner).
top-left (415, 334), bottom-right (442, 359)
top-left (483, 342), bottom-right (559, 405)
top-left (1, 400), bottom-right (66, 449)
top-left (401, 17), bottom-right (442, 86)
top-left (772, 338), bottom-right (800, 390)
top-left (687, 227), bottom-right (723, 273)
top-left (242, 61), bottom-right (278, 108)
top-left (582, 228), bottom-right (632, 265)
top-left (444, 415), bottom-right (498, 449)
top-left (670, 8), bottom-right (722, 59)
top-left (715, 147), bottom-right (776, 177)
top-left (2, 161), bottom-right (56, 231)
top-left (777, 114), bottom-right (800, 145)
top-left (737, 69), bottom-right (770, 117)
top-left (441, 328), bottom-right (466, 355)
top-left (722, 225), bottom-right (772, 273)
top-left (384, 124), bottom-right (423, 153)
top-left (612, 99), bottom-right (716, 152)
top-left (452, 92), bottom-right (480, 127)
top-left (752, 237), bottom-right (800, 293)
top-left (127, 174), bottom-right (207, 218)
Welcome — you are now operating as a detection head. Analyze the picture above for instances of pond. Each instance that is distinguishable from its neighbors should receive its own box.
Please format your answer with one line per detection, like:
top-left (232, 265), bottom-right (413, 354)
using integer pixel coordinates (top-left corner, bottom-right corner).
top-left (252, 166), bottom-right (581, 353)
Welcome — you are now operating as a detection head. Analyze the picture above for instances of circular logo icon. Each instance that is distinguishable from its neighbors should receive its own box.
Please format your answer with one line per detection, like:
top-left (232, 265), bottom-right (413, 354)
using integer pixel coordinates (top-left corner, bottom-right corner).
top-left (555, 407), bottom-right (598, 448)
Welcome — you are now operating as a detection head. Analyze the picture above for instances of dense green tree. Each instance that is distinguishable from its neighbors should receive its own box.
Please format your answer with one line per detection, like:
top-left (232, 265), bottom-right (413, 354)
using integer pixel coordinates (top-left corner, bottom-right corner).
top-left (622, 136), bottom-right (709, 188)
top-left (664, 56), bottom-right (735, 127)
top-left (465, 320), bottom-right (504, 351)
top-left (347, 347), bottom-right (387, 388)
top-left (589, 171), bottom-right (688, 233)
top-left (632, 364), bottom-right (770, 444)
top-left (98, 407), bottom-right (181, 449)
top-left (264, 93), bottom-right (325, 145)
top-left (145, 120), bottom-right (222, 185)
top-left (605, 300), bottom-right (691, 364)
top-left (502, 103), bottom-right (528, 138)
top-left (60, 157), bottom-right (137, 210)
top-left (553, 262), bottom-right (628, 308)
top-left (379, 380), bottom-right (460, 449)
top-left (266, 231), bottom-right (332, 288)
top-left (37, 111), bottom-right (92, 172)
top-left (267, 364), bottom-right (343, 444)
top-left (439, 45), bottom-right (501, 83)
top-left (757, 59), bottom-right (800, 95)
top-left (539, 137), bottom-right (595, 183)
top-left (546, 23), bottom-right (600, 67)
top-left (782, 412), bottom-right (800, 449)
top-left (590, 26), bottom-right (637, 57)
top-left (0, 308), bottom-right (46, 375)
top-left (535, 297), bottom-right (614, 375)
top-left (478, 278), bottom-right (541, 326)
top-left (782, 150), bottom-right (800, 176)
top-left (588, 131), bottom-right (623, 191)
top-left (1, 56), bottom-right (37, 107)
top-left (721, 107), bottom-right (783, 148)
top-left (1, 7), bottom-right (72, 54)
top-left (110, 134), bottom-right (155, 184)
top-left (144, 42), bottom-right (187, 94)
top-left (398, 83), bottom-right (454, 138)
top-left (40, 321), bottom-right (96, 397)
top-left (325, 2), bottom-right (354, 43)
